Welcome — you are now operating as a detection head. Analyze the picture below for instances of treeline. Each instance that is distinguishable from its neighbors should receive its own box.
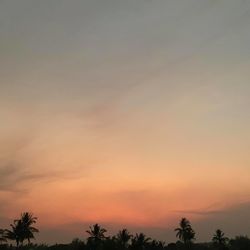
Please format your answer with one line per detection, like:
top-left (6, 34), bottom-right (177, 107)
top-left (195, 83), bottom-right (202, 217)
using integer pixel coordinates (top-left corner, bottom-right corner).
top-left (1, 212), bottom-right (250, 250)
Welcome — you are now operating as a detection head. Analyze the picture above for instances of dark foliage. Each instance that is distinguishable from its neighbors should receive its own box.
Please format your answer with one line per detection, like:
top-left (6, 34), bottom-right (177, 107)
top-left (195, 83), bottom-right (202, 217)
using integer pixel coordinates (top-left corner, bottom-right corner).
top-left (1, 214), bottom-right (250, 250)
top-left (3, 212), bottom-right (38, 247)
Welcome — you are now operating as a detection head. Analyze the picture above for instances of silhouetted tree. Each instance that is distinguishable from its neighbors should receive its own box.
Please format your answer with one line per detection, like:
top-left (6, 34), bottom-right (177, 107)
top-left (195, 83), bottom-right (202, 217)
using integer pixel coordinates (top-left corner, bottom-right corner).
top-left (116, 229), bottom-right (132, 249)
top-left (175, 218), bottom-right (195, 249)
top-left (20, 212), bottom-right (39, 244)
top-left (4, 219), bottom-right (24, 247)
top-left (131, 233), bottom-right (151, 250)
top-left (86, 224), bottom-right (107, 250)
top-left (212, 229), bottom-right (228, 249)
top-left (86, 224), bottom-right (107, 241)
top-left (4, 212), bottom-right (38, 247)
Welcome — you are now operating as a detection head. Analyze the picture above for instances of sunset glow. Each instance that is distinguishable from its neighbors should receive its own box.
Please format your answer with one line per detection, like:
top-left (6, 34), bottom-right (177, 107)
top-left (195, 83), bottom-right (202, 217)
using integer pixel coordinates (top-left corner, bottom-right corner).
top-left (1, 0), bottom-right (250, 244)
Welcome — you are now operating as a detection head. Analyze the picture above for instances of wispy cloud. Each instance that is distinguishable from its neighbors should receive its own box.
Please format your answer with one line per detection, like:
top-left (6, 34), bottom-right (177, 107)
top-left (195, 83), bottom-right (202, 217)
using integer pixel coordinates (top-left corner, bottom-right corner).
top-left (0, 161), bottom-right (86, 193)
top-left (174, 209), bottom-right (223, 216)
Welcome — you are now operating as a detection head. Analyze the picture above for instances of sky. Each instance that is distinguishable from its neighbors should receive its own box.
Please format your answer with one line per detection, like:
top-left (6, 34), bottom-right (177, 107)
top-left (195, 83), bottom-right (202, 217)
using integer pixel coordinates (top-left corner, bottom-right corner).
top-left (1, 0), bottom-right (250, 244)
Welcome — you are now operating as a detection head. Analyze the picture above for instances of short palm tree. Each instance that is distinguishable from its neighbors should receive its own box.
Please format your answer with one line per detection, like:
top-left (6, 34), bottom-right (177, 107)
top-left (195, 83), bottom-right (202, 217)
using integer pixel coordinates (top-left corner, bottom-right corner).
top-left (175, 218), bottom-right (195, 247)
top-left (131, 233), bottom-right (151, 250)
top-left (86, 224), bottom-right (107, 241)
top-left (212, 229), bottom-right (228, 248)
top-left (86, 224), bottom-right (107, 250)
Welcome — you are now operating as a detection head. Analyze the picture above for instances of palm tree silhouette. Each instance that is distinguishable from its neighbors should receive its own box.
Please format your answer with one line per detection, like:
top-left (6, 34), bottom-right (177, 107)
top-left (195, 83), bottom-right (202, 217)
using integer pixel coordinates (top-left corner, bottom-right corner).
top-left (175, 218), bottom-right (195, 248)
top-left (86, 224), bottom-right (107, 250)
top-left (131, 233), bottom-right (151, 250)
top-left (212, 229), bottom-right (228, 249)
top-left (4, 212), bottom-right (39, 247)
top-left (4, 219), bottom-right (24, 247)
top-left (86, 224), bottom-right (107, 241)
top-left (20, 212), bottom-right (39, 244)
top-left (116, 229), bottom-right (132, 249)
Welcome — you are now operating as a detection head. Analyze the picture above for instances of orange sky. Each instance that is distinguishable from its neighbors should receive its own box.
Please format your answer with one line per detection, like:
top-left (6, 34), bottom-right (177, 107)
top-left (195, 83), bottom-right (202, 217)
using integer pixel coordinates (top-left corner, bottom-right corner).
top-left (1, 0), bottom-right (250, 244)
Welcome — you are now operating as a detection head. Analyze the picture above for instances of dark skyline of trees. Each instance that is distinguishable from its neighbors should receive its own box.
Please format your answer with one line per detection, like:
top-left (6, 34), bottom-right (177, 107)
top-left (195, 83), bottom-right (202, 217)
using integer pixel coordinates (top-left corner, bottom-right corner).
top-left (1, 212), bottom-right (250, 250)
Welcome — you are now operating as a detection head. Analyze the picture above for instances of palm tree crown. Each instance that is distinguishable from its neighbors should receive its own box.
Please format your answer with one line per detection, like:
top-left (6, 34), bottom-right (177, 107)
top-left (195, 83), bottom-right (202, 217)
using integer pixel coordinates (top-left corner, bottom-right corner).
top-left (175, 218), bottom-right (195, 245)
top-left (116, 229), bottom-right (132, 247)
top-left (212, 229), bottom-right (228, 246)
top-left (20, 212), bottom-right (39, 243)
top-left (4, 212), bottom-right (39, 247)
top-left (86, 224), bottom-right (107, 241)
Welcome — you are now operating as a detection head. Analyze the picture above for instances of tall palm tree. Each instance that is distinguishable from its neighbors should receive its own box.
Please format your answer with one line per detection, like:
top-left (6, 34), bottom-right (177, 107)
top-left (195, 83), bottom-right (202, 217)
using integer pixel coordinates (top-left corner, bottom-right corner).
top-left (116, 229), bottom-right (132, 248)
top-left (4, 219), bottom-right (24, 247)
top-left (4, 212), bottom-right (39, 247)
top-left (212, 229), bottom-right (228, 249)
top-left (19, 212), bottom-right (39, 244)
top-left (175, 218), bottom-right (195, 247)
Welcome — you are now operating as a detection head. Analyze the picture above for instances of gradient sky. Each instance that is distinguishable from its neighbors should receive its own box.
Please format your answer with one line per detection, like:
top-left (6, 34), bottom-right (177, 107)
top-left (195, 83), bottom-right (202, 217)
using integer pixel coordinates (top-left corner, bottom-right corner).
top-left (1, 0), bottom-right (250, 244)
